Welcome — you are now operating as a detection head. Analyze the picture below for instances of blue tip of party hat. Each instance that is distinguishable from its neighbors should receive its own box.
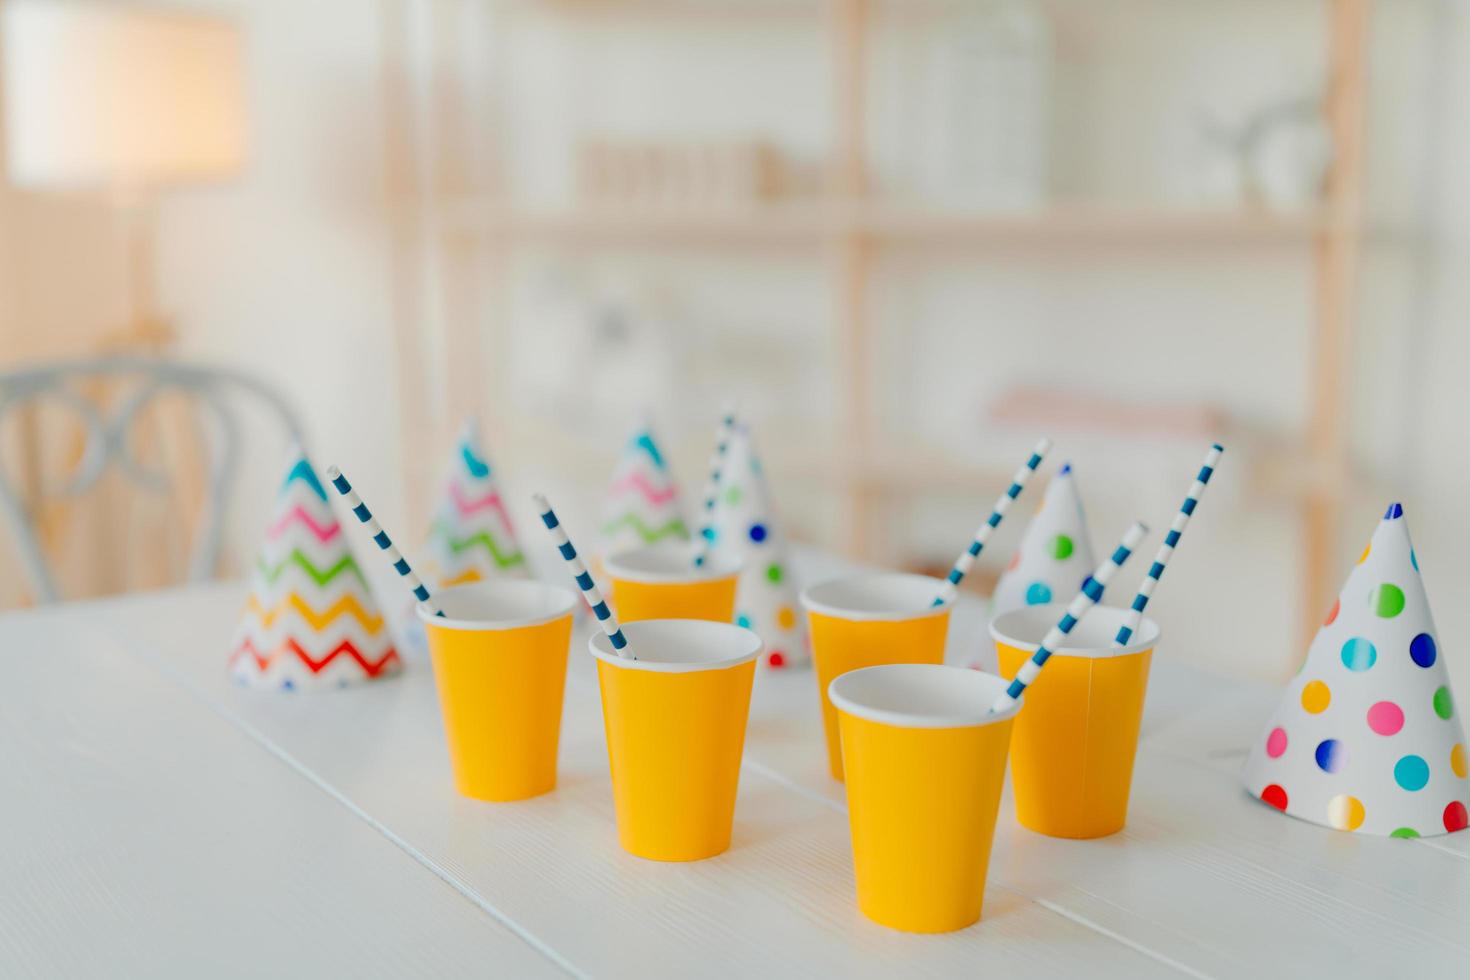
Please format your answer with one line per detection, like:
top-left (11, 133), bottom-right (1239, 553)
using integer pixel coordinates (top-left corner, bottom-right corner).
top-left (1384, 502), bottom-right (1404, 520)
top-left (1060, 462), bottom-right (1073, 475)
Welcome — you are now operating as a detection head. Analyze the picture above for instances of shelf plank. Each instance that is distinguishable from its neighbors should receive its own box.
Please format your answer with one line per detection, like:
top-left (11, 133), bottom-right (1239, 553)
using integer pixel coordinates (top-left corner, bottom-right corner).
top-left (436, 200), bottom-right (1329, 249)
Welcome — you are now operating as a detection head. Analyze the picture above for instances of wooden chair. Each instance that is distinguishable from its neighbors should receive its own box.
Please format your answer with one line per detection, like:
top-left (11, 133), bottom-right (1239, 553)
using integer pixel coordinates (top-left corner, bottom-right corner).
top-left (0, 355), bottom-right (303, 603)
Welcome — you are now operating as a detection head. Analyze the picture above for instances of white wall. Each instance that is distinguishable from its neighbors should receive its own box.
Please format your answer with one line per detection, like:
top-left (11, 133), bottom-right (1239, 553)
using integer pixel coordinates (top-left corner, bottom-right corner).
top-left (5, 0), bottom-right (1466, 699)
top-left (152, 0), bottom-right (408, 560)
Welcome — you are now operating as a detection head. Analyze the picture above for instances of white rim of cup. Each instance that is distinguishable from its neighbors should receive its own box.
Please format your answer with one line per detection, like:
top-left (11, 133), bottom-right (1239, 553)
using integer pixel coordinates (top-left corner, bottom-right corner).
top-left (799, 572), bottom-right (951, 623)
top-left (988, 604), bottom-right (1161, 660)
top-left (602, 543), bottom-right (742, 584)
top-left (588, 618), bottom-right (763, 674)
top-left (828, 663), bottom-right (1022, 729)
top-left (416, 580), bottom-right (577, 631)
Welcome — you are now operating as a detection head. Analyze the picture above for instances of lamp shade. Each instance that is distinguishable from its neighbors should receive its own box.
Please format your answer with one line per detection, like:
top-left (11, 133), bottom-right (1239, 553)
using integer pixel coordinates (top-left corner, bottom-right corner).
top-left (1, 0), bottom-right (246, 189)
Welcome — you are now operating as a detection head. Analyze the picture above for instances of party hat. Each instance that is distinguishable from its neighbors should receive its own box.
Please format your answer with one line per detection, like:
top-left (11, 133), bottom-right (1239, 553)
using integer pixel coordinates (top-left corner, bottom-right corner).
top-left (598, 421), bottom-right (690, 561)
top-left (1241, 504), bottom-right (1468, 837)
top-left (990, 463), bottom-right (1098, 615)
top-left (421, 418), bottom-right (529, 588)
top-left (710, 422), bottom-right (807, 668)
top-left (228, 446), bottom-right (400, 690)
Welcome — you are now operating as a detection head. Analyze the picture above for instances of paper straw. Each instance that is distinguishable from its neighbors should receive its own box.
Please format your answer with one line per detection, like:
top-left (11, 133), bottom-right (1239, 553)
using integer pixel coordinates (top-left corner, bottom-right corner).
top-left (991, 520), bottom-right (1149, 713)
top-left (1113, 443), bottom-right (1224, 647)
top-left (932, 437), bottom-right (1053, 607)
top-left (532, 493), bottom-right (633, 659)
top-left (693, 404), bottom-right (738, 568)
top-left (326, 465), bottom-right (443, 618)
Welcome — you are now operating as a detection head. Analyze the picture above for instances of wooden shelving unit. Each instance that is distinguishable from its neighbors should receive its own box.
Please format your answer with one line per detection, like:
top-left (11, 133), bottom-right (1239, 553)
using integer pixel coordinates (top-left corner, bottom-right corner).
top-left (385, 0), bottom-right (1370, 647)
top-left (436, 200), bottom-right (1331, 248)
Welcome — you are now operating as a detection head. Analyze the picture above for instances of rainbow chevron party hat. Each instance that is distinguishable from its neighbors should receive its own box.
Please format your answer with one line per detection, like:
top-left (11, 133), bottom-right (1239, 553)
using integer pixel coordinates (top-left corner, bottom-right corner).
top-left (1242, 504), bottom-right (1468, 837)
top-left (991, 463), bottom-right (1097, 617)
top-left (598, 421), bottom-right (690, 562)
top-left (710, 421), bottom-right (807, 669)
top-left (228, 446), bottom-right (399, 690)
top-left (422, 418), bottom-right (529, 588)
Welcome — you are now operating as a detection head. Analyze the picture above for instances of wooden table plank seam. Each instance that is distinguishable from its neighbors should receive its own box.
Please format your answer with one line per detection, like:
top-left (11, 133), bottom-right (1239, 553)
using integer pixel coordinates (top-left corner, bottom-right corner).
top-left (1026, 898), bottom-right (1215, 980)
top-left (120, 643), bottom-right (588, 980)
top-left (17, 576), bottom-right (1469, 978)
top-left (563, 650), bottom-right (1212, 974)
top-left (124, 603), bottom-right (1211, 979)
top-left (740, 749), bottom-right (1210, 977)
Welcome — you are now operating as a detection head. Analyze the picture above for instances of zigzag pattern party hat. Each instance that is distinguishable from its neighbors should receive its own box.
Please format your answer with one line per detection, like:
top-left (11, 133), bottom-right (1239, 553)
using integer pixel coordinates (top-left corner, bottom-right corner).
top-left (711, 422), bottom-right (808, 669)
top-left (991, 463), bottom-right (1098, 616)
top-left (422, 418), bottom-right (529, 588)
top-left (1242, 504), bottom-right (1468, 837)
top-left (228, 446), bottom-right (400, 690)
top-left (598, 421), bottom-right (690, 561)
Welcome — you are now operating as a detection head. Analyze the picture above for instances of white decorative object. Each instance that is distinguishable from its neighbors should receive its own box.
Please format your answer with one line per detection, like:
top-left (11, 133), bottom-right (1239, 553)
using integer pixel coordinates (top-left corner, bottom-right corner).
top-left (990, 463), bottom-right (1097, 617)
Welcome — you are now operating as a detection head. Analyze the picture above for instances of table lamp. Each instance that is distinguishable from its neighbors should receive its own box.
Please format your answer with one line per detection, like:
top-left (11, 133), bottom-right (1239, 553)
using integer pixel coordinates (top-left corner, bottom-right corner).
top-left (1, 0), bottom-right (246, 346)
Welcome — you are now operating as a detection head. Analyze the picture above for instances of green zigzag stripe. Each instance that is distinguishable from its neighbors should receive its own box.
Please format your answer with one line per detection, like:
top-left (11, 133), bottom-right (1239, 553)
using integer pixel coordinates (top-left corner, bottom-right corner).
top-left (431, 525), bottom-right (527, 569)
top-left (600, 513), bottom-right (689, 544)
top-left (255, 551), bottom-right (367, 588)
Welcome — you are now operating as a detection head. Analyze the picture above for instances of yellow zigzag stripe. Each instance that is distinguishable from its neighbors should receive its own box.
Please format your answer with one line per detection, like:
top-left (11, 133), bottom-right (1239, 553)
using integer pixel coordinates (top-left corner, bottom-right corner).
top-left (244, 592), bottom-right (384, 632)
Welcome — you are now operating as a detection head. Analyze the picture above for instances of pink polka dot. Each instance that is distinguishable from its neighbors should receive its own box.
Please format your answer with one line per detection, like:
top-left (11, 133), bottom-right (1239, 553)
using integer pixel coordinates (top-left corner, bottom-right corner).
top-left (1367, 701), bottom-right (1405, 736)
top-left (1266, 728), bottom-right (1288, 758)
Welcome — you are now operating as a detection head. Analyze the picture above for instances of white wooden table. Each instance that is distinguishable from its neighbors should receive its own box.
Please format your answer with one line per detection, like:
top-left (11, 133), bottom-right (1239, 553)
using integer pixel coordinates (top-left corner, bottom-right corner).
top-left (3, 556), bottom-right (1468, 979)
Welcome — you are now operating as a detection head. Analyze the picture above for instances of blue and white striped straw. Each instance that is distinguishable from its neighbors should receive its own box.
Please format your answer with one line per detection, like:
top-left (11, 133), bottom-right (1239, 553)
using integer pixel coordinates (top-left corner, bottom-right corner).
top-left (326, 464), bottom-right (443, 617)
top-left (933, 437), bottom-right (1053, 607)
top-left (991, 520), bottom-right (1149, 713)
top-left (1114, 444), bottom-right (1224, 647)
top-left (693, 404), bottom-right (738, 568)
top-left (532, 493), bottom-right (633, 659)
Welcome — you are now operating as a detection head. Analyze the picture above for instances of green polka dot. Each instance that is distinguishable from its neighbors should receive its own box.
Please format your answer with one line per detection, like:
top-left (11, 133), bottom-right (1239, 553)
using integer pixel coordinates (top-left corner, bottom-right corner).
top-left (1371, 583), bottom-right (1405, 618)
top-left (1390, 827), bottom-right (1420, 838)
top-left (1050, 534), bottom-right (1074, 561)
top-left (1434, 686), bottom-right (1454, 720)
top-left (766, 563), bottom-right (783, 584)
top-left (723, 485), bottom-right (743, 507)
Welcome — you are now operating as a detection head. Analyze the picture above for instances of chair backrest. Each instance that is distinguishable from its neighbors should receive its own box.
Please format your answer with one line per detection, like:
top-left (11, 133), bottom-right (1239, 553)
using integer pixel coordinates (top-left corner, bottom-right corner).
top-left (0, 355), bottom-right (304, 603)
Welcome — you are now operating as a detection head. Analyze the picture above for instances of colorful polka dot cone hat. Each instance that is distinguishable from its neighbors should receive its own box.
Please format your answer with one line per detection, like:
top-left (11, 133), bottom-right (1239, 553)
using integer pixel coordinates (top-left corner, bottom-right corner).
top-left (990, 463), bottom-right (1098, 618)
top-left (228, 446), bottom-right (400, 691)
top-left (710, 421), bottom-right (808, 669)
top-left (421, 418), bottom-right (529, 589)
top-left (1241, 503), bottom-right (1469, 837)
top-left (598, 421), bottom-right (690, 563)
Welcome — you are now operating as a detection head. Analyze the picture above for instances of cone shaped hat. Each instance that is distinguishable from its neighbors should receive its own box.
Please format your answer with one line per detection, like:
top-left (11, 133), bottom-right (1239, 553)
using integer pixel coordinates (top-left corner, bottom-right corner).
top-left (422, 418), bottom-right (528, 587)
top-left (228, 447), bottom-right (399, 690)
top-left (710, 422), bottom-right (808, 668)
top-left (991, 464), bottom-right (1097, 615)
top-left (598, 422), bottom-right (690, 559)
top-left (1242, 504), bottom-right (1468, 837)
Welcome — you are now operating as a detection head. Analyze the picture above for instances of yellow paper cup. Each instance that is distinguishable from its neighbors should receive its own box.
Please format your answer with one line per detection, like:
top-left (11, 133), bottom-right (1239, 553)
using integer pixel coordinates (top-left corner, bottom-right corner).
top-left (991, 605), bottom-right (1159, 839)
top-left (418, 581), bottom-right (575, 802)
top-left (801, 573), bottom-right (952, 781)
top-left (831, 664), bottom-right (1020, 933)
top-left (590, 619), bottom-right (761, 861)
top-left (604, 544), bottom-right (741, 624)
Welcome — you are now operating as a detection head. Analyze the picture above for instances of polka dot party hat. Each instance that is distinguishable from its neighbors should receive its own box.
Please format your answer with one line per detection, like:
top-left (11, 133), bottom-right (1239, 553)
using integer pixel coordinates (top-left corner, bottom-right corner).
top-left (1241, 503), bottom-right (1468, 837)
top-left (990, 463), bottom-right (1098, 618)
top-left (710, 421), bottom-right (808, 669)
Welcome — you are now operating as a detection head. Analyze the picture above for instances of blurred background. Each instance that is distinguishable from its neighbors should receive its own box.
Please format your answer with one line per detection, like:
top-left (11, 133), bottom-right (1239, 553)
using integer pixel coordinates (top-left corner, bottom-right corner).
top-left (0, 0), bottom-right (1464, 691)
